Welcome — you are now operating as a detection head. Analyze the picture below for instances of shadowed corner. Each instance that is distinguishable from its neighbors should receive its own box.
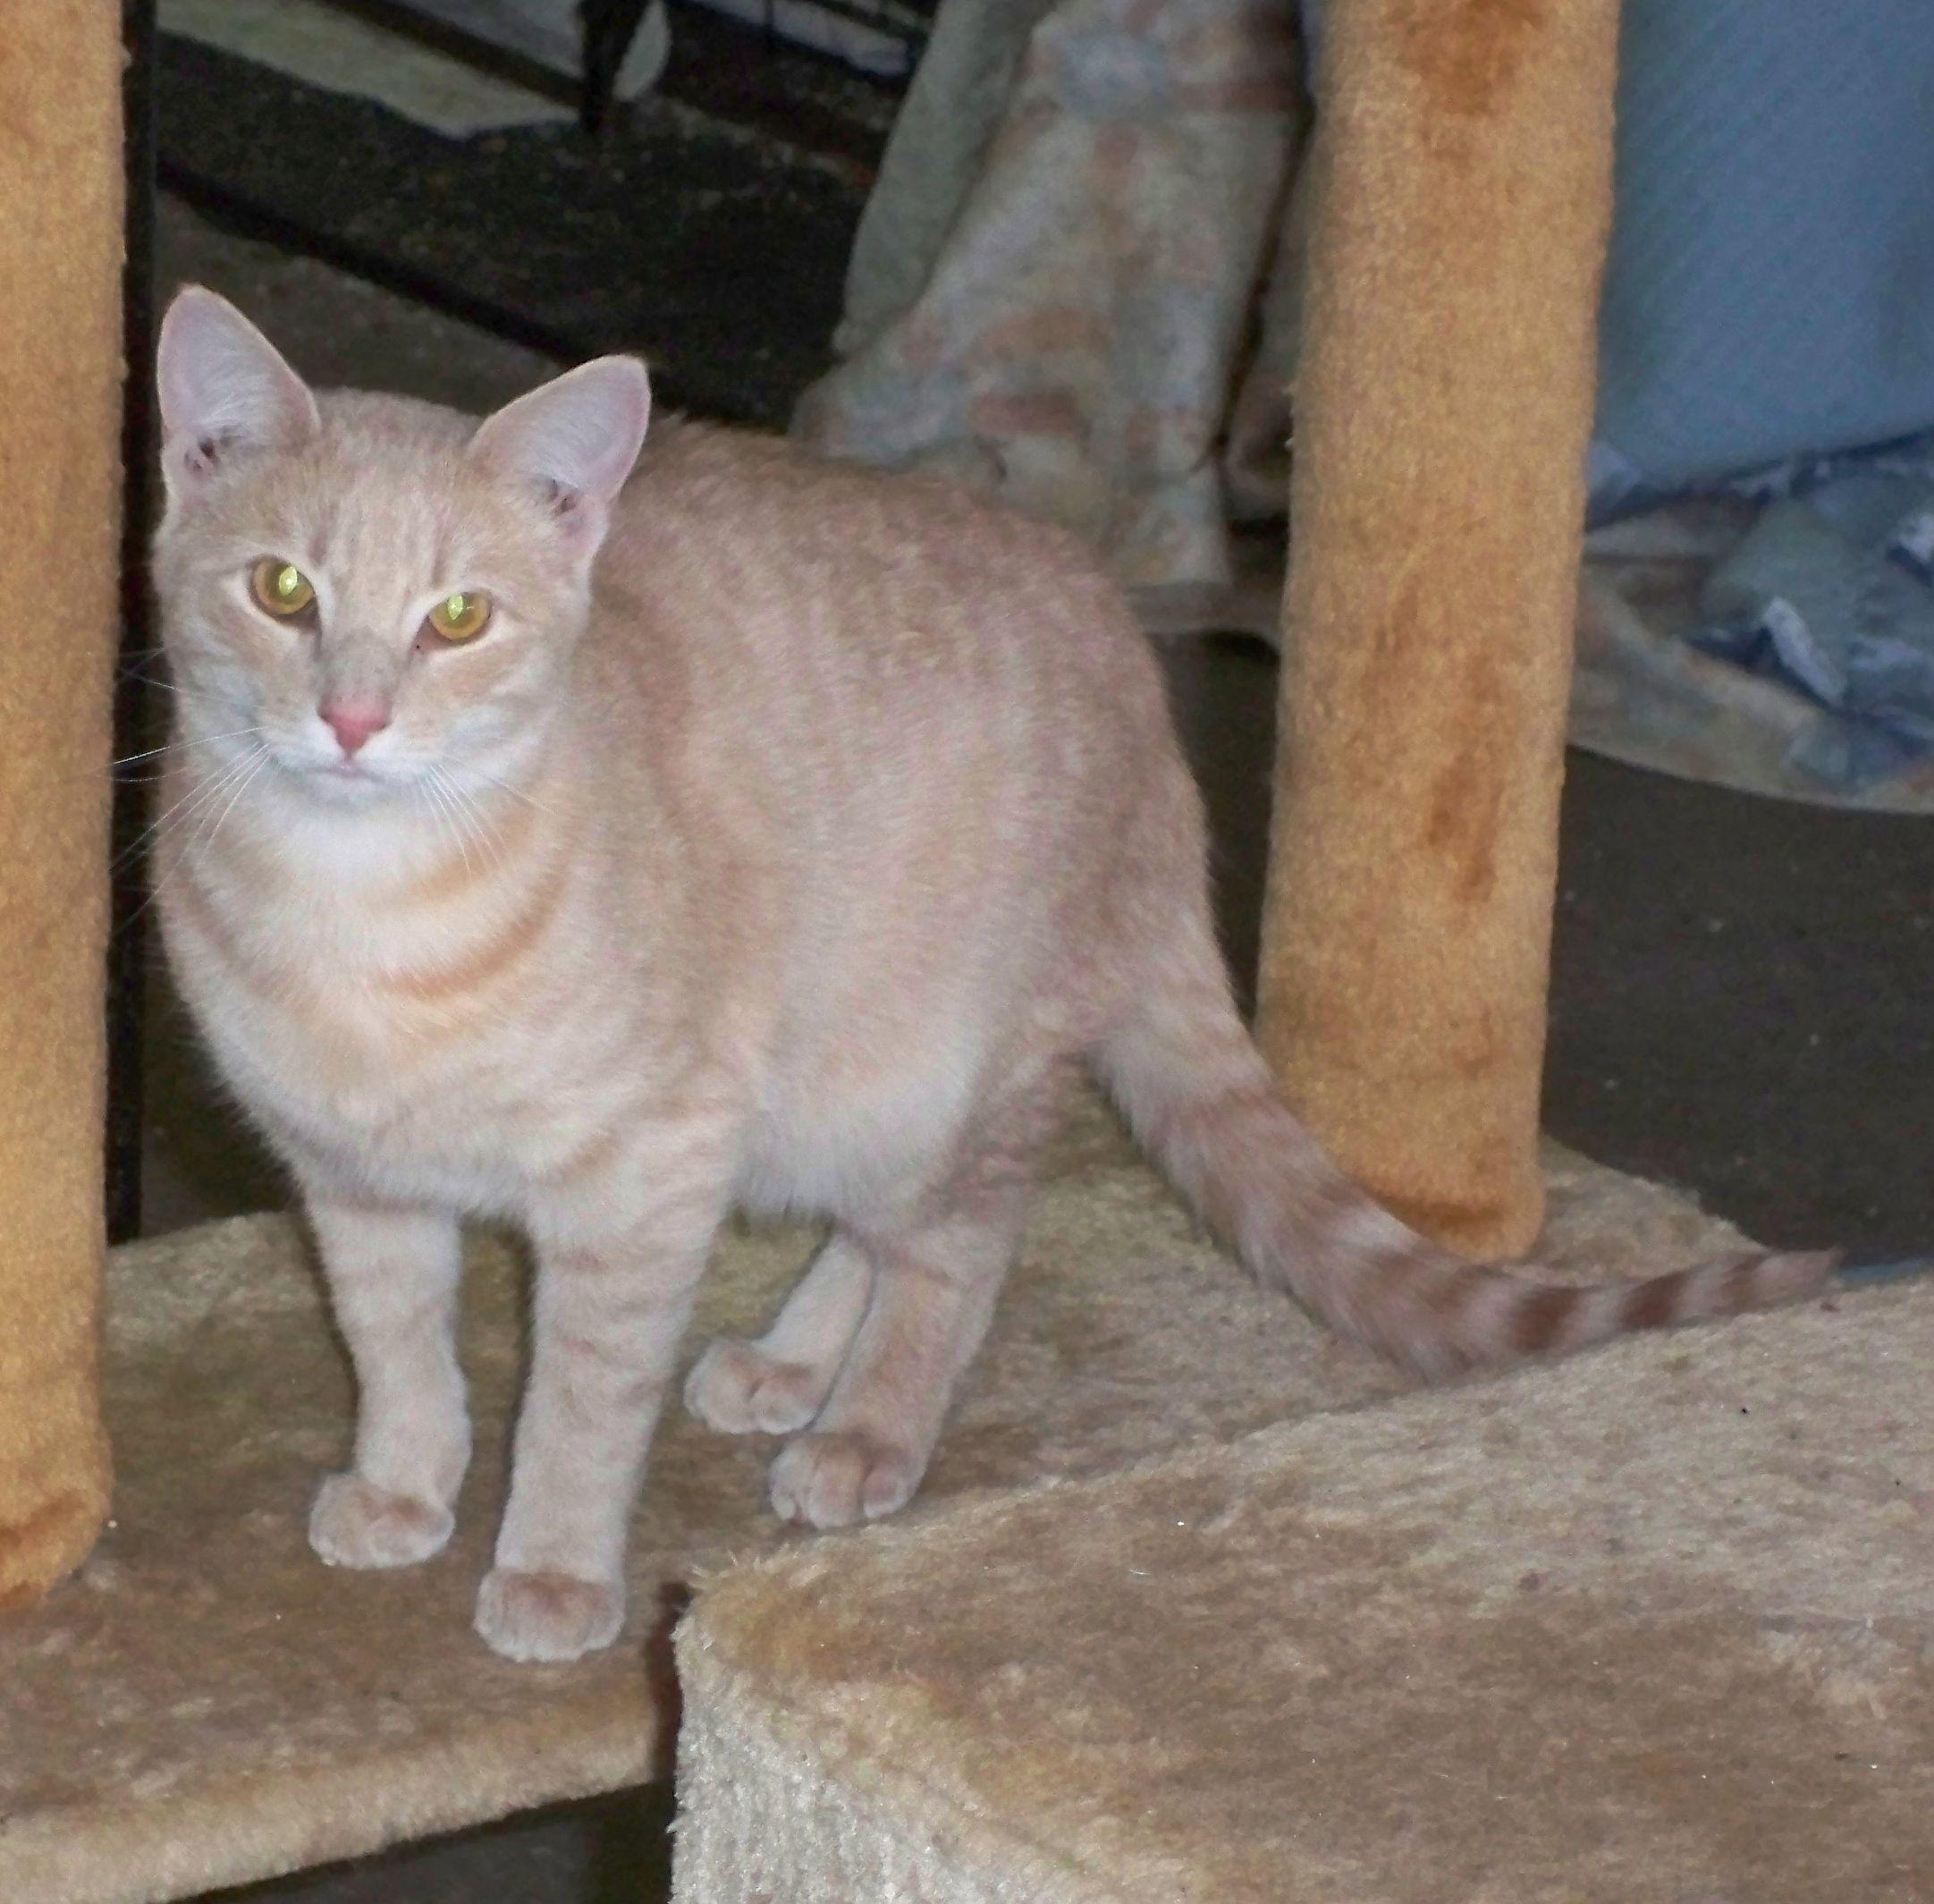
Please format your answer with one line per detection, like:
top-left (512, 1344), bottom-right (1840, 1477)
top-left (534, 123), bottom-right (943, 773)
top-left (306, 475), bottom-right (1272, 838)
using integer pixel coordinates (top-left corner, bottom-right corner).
top-left (1834, 1256), bottom-right (1934, 1290)
top-left (646, 1578), bottom-right (693, 1775)
top-left (0, 1491), bottom-right (95, 1612)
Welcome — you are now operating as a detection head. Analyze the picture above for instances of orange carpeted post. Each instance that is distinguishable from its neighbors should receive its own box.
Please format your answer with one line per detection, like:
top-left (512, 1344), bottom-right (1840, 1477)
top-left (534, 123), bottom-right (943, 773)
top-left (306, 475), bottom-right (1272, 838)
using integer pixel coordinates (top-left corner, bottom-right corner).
top-left (0, 5), bottom-right (124, 1603)
top-left (1256, 0), bottom-right (1619, 1257)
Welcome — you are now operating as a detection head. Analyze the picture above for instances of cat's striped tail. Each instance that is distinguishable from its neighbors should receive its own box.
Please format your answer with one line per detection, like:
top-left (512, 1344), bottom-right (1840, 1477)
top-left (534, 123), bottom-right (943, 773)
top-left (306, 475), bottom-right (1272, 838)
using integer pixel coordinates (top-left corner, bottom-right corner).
top-left (1095, 990), bottom-right (1835, 1381)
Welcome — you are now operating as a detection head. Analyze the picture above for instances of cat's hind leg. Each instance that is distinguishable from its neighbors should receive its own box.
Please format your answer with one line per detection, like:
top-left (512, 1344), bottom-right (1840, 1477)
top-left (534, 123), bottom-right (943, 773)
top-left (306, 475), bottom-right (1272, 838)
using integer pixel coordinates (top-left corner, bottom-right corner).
top-left (684, 1231), bottom-right (874, 1434)
top-left (766, 1074), bottom-right (1056, 1530)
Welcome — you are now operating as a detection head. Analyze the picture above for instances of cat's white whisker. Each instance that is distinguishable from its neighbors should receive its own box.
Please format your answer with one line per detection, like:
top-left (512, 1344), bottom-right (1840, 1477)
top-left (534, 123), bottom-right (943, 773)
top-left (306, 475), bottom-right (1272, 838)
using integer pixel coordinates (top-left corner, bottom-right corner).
top-left (122, 670), bottom-right (226, 708)
top-left (107, 744), bottom-right (275, 947)
top-left (441, 774), bottom-right (490, 872)
top-left (112, 746), bottom-right (265, 883)
top-left (99, 726), bottom-right (266, 779)
top-left (165, 745), bottom-right (272, 859)
top-left (420, 771), bottom-right (475, 877)
top-left (191, 744), bottom-right (274, 867)
top-left (462, 765), bottom-right (558, 821)
top-left (410, 774), bottom-right (455, 865)
top-left (434, 767), bottom-right (505, 869)
top-left (108, 644), bottom-right (173, 690)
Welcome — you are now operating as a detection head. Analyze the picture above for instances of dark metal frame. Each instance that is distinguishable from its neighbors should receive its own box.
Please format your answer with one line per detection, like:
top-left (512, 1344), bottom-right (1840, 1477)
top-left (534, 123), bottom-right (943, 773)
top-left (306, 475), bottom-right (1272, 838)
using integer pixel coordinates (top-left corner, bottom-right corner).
top-left (107, 0), bottom-right (157, 1242)
top-left (328, 0), bottom-right (922, 132)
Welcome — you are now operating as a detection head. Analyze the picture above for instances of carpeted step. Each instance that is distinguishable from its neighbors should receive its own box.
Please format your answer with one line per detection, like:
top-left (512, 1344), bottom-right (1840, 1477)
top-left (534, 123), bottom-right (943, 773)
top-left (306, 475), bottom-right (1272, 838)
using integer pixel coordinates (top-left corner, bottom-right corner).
top-left (0, 1093), bottom-right (1795, 1901)
top-left (671, 1262), bottom-right (1932, 1902)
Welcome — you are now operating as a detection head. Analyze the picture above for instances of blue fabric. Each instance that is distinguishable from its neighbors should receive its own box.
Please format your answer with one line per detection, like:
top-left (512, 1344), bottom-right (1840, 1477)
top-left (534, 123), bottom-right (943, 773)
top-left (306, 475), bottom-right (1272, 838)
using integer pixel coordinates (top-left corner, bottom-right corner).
top-left (1297, 0), bottom-right (1934, 517)
top-left (1295, 0), bottom-right (1934, 800)
top-left (1593, 0), bottom-right (1934, 510)
top-left (1692, 438), bottom-right (1934, 791)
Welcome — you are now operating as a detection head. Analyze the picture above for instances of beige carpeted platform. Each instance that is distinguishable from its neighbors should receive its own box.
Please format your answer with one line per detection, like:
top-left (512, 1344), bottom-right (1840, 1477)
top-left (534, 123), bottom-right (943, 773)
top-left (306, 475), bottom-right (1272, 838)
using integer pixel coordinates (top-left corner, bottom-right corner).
top-left (0, 1096), bottom-right (1797, 1902)
top-left (672, 1269), bottom-right (1933, 1903)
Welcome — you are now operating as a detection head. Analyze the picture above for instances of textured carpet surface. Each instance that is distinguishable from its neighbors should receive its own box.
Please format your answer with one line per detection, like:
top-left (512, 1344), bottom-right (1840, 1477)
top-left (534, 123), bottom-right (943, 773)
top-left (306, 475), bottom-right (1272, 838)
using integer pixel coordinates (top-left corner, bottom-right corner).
top-left (0, 0), bottom-right (122, 1610)
top-left (0, 1096), bottom-right (1771, 1902)
top-left (675, 1273), bottom-right (1932, 1903)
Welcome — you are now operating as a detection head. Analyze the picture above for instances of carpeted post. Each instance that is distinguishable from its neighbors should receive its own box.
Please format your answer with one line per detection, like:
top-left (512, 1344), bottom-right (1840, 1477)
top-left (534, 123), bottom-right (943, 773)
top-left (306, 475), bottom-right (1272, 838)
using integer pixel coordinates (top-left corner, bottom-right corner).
top-left (1255, 0), bottom-right (1619, 1257)
top-left (0, 4), bottom-right (124, 1604)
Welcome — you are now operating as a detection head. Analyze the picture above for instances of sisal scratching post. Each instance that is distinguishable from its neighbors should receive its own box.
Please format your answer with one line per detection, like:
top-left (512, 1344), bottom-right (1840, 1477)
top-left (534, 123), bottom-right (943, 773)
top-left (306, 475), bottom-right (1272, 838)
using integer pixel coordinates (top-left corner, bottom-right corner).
top-left (1256, 0), bottom-right (1619, 1257)
top-left (0, 5), bottom-right (123, 1603)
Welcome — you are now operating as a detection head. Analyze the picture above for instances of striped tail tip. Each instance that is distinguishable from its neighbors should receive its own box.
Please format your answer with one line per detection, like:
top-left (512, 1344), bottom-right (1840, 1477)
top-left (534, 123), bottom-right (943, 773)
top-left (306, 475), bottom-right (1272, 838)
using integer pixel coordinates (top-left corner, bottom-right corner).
top-left (1415, 1246), bottom-right (1845, 1381)
top-left (1744, 1248), bottom-right (1841, 1307)
top-left (1547, 1244), bottom-right (1840, 1362)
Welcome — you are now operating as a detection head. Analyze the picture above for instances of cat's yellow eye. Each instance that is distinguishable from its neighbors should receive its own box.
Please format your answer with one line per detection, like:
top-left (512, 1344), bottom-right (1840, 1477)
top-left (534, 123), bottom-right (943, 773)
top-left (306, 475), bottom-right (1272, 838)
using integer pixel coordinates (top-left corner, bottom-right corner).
top-left (250, 558), bottom-right (315, 618)
top-left (426, 590), bottom-right (493, 644)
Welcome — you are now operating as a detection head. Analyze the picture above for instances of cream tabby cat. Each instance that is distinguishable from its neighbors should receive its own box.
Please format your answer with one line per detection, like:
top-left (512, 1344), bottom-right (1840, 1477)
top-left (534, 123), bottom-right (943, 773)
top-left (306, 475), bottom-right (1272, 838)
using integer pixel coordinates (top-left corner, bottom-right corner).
top-left (152, 288), bottom-right (1828, 1662)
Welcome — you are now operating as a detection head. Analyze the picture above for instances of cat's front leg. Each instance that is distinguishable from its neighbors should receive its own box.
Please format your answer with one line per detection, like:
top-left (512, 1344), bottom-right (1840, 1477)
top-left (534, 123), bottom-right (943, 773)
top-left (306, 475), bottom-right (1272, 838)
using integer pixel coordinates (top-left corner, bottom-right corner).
top-left (303, 1192), bottom-right (470, 1570)
top-left (480, 1133), bottom-right (731, 1663)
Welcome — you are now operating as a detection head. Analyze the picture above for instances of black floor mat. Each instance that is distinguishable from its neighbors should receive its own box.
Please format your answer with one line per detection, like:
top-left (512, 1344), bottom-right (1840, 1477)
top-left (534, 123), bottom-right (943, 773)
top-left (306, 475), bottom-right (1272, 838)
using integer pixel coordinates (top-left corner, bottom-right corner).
top-left (156, 21), bottom-right (877, 427)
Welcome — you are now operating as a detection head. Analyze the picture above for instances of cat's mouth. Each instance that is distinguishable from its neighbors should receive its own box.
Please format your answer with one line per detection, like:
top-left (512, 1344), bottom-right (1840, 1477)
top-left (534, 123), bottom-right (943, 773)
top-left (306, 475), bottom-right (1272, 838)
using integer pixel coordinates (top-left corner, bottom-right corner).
top-left (292, 754), bottom-right (406, 803)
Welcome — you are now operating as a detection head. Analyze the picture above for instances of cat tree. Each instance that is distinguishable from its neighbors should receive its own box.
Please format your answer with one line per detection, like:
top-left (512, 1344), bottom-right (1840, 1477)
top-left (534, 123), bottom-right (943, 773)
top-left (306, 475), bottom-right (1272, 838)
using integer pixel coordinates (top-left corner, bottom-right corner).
top-left (666, 11), bottom-right (1932, 1894)
top-left (1255, 0), bottom-right (1612, 1258)
top-left (2, 1), bottom-right (1928, 1900)
top-left (0, 0), bottom-right (120, 1613)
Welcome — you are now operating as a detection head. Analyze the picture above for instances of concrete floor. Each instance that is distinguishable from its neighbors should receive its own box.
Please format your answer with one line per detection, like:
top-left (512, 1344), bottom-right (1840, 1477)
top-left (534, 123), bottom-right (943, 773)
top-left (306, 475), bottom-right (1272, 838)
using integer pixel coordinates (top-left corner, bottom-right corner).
top-left (148, 182), bottom-right (1934, 1901)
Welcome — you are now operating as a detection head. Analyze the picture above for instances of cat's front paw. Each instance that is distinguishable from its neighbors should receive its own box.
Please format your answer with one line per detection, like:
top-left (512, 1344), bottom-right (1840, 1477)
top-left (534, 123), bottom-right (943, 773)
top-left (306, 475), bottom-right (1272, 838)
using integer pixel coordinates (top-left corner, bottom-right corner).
top-left (309, 1474), bottom-right (453, 1569)
top-left (684, 1339), bottom-right (829, 1435)
top-left (768, 1430), bottom-right (925, 1529)
top-left (475, 1567), bottom-right (624, 1663)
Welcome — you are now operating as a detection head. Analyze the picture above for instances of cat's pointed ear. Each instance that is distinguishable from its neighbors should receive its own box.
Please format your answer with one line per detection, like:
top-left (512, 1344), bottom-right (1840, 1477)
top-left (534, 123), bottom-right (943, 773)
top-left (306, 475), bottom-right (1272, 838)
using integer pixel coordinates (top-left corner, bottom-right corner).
top-left (156, 286), bottom-right (319, 500)
top-left (468, 357), bottom-right (650, 554)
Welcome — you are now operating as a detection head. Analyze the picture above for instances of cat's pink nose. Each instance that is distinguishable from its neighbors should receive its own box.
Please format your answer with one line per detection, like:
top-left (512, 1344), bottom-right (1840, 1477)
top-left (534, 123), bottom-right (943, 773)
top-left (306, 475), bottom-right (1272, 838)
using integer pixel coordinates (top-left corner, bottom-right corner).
top-left (319, 698), bottom-right (390, 757)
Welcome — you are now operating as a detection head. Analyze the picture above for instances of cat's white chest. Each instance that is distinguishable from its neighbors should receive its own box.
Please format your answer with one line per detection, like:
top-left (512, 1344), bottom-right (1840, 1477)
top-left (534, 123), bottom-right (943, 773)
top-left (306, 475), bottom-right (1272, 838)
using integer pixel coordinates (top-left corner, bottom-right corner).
top-left (169, 881), bottom-right (552, 1206)
top-left (208, 967), bottom-right (495, 1172)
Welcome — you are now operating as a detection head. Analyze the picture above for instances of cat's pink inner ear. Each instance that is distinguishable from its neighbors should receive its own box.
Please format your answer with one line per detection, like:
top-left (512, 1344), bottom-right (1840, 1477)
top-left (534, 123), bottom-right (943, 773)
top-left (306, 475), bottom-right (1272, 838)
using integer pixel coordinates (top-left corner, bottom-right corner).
top-left (156, 287), bottom-right (319, 480)
top-left (469, 358), bottom-right (651, 512)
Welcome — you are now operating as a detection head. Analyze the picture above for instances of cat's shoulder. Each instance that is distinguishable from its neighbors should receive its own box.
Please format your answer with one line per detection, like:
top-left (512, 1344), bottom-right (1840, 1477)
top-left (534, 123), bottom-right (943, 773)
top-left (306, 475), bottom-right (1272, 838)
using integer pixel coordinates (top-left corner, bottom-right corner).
top-left (618, 416), bottom-right (1089, 564)
top-left (622, 416), bottom-right (897, 511)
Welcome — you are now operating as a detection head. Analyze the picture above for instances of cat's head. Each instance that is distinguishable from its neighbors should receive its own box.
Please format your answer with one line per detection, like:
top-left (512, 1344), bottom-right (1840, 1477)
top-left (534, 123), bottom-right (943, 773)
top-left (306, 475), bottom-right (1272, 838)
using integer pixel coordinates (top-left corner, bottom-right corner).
top-left (151, 286), bottom-right (649, 807)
